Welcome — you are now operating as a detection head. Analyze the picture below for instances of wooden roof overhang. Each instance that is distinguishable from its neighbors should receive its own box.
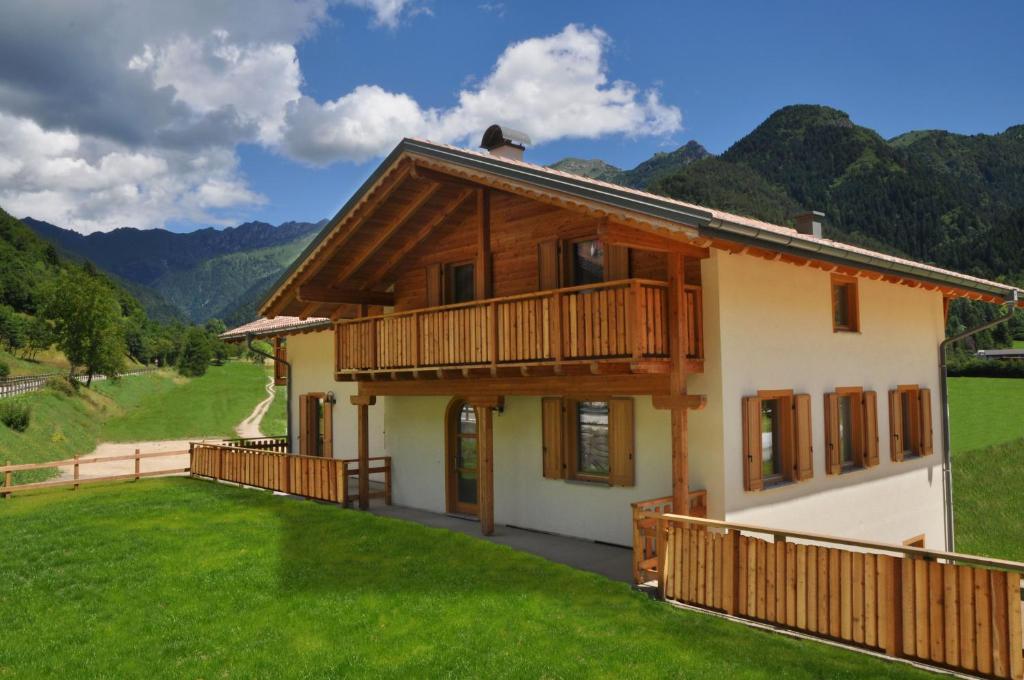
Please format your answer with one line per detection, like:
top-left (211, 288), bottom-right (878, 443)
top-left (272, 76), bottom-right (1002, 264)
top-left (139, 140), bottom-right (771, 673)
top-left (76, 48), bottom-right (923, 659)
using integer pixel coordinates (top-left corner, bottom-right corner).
top-left (260, 138), bottom-right (1023, 320)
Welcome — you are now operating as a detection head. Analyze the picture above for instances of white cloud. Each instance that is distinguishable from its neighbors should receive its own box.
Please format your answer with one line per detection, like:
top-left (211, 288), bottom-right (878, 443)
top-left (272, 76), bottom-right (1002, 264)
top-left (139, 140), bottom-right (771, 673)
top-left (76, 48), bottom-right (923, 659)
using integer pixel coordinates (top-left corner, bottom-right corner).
top-left (343, 0), bottom-right (421, 28)
top-left (280, 24), bottom-right (682, 166)
top-left (0, 112), bottom-right (265, 232)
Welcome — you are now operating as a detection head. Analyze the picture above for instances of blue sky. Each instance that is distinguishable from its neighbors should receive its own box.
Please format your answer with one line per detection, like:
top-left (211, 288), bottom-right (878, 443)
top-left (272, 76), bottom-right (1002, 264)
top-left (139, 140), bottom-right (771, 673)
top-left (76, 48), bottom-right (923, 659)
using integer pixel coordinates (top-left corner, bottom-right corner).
top-left (0, 1), bottom-right (1021, 233)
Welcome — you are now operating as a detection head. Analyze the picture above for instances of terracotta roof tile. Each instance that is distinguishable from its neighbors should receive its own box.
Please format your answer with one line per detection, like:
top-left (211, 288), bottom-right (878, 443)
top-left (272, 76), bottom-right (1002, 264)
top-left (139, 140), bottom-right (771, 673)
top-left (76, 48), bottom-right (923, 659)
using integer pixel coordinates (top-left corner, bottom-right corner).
top-left (220, 316), bottom-right (330, 341)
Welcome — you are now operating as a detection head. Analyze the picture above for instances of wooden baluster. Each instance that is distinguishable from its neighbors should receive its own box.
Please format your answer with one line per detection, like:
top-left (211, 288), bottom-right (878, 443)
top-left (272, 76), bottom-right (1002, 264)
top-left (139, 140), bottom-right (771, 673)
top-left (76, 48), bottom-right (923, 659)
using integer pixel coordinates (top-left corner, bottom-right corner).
top-left (412, 311), bottom-right (420, 368)
top-left (552, 290), bottom-right (563, 367)
top-left (488, 301), bottom-right (498, 374)
top-left (629, 280), bottom-right (643, 360)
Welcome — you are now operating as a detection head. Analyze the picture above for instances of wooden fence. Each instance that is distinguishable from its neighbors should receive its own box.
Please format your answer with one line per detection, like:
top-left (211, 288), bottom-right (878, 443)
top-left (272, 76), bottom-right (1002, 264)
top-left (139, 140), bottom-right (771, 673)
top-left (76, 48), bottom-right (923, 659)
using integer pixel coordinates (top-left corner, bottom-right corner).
top-left (0, 367), bottom-right (159, 399)
top-left (335, 278), bottom-right (703, 376)
top-left (190, 443), bottom-right (391, 507)
top-left (634, 510), bottom-right (1024, 679)
top-left (0, 449), bottom-right (189, 497)
top-left (223, 436), bottom-right (289, 453)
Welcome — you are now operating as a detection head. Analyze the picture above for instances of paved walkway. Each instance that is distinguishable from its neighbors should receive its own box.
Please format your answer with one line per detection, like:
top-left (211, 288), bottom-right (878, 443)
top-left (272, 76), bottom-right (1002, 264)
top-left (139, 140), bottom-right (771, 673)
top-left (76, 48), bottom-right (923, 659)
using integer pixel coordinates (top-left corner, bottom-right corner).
top-left (369, 504), bottom-right (633, 582)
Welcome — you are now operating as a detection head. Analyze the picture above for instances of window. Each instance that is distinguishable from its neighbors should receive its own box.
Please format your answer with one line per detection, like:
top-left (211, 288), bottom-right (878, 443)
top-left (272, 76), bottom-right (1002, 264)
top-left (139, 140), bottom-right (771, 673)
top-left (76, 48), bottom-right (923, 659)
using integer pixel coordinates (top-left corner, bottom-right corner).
top-left (299, 393), bottom-right (333, 458)
top-left (445, 261), bottom-right (475, 304)
top-left (742, 390), bottom-right (813, 491)
top-left (576, 401), bottom-right (610, 477)
top-left (541, 397), bottom-right (634, 486)
top-left (831, 274), bottom-right (859, 332)
top-left (570, 238), bottom-right (605, 285)
top-left (889, 385), bottom-right (933, 461)
top-left (824, 387), bottom-right (879, 473)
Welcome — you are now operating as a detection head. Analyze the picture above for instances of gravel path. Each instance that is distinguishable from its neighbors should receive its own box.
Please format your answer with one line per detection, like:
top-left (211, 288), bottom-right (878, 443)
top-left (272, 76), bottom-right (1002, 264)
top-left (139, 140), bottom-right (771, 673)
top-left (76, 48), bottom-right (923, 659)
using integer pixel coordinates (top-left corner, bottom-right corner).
top-left (235, 374), bottom-right (275, 439)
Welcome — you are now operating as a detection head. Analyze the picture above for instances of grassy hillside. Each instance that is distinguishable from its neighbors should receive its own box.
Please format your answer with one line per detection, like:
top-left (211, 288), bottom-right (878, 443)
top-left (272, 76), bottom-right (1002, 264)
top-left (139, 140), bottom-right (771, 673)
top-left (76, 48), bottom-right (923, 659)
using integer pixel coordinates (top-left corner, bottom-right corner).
top-left (260, 374), bottom-right (287, 437)
top-left (0, 347), bottom-right (71, 376)
top-left (0, 479), bottom-right (933, 679)
top-left (947, 376), bottom-right (1024, 452)
top-left (94, 361), bottom-right (267, 441)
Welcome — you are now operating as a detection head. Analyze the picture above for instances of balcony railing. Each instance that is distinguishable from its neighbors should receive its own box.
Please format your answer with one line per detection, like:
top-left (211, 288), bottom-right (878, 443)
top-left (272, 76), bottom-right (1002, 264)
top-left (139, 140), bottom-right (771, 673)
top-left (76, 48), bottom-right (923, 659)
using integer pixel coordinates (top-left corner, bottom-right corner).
top-left (335, 278), bottom-right (703, 376)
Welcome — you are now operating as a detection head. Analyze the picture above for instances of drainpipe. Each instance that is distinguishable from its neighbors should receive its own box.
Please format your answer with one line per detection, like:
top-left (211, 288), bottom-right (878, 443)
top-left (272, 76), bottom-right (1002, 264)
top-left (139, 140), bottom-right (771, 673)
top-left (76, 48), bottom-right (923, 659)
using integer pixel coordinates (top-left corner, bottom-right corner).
top-left (247, 333), bottom-right (292, 448)
top-left (938, 290), bottom-right (1018, 552)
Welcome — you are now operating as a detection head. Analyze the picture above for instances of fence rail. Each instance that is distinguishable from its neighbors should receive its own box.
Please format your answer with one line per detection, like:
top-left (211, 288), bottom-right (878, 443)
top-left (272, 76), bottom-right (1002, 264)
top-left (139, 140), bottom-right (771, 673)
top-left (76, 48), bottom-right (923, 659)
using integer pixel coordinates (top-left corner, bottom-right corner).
top-left (0, 367), bottom-right (159, 399)
top-left (634, 510), bottom-right (1024, 680)
top-left (223, 436), bottom-right (289, 453)
top-left (0, 448), bottom-right (188, 496)
top-left (336, 278), bottom-right (703, 375)
top-left (190, 443), bottom-right (391, 507)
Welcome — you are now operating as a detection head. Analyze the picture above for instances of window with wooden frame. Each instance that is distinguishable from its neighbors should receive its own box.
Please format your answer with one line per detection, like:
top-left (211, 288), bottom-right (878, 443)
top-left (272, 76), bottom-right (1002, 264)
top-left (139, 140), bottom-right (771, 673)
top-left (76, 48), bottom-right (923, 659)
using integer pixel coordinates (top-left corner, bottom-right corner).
top-left (444, 260), bottom-right (475, 304)
top-left (536, 237), bottom-right (630, 291)
top-left (298, 392), bottom-right (333, 458)
top-left (741, 390), bottom-right (813, 491)
top-left (831, 274), bottom-right (859, 332)
top-left (888, 385), bottom-right (933, 461)
top-left (541, 396), bottom-right (634, 486)
top-left (824, 387), bottom-right (879, 474)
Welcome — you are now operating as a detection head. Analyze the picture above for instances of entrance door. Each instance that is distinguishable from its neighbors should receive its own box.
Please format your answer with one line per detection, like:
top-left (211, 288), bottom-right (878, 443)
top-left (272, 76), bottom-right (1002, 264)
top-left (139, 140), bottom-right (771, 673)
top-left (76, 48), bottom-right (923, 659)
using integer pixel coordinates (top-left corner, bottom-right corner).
top-left (447, 401), bottom-right (479, 515)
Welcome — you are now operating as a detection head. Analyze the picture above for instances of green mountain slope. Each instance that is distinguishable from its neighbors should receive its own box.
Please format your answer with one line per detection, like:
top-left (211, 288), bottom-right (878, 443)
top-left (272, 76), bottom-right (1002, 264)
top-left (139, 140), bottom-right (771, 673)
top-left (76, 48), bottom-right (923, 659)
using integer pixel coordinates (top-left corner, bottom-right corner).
top-left (550, 141), bottom-right (710, 188)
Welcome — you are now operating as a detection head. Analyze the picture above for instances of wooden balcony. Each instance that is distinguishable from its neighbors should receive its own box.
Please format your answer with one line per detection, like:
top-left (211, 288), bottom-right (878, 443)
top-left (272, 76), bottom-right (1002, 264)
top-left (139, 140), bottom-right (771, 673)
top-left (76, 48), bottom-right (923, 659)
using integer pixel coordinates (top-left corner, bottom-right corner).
top-left (335, 278), bottom-right (703, 381)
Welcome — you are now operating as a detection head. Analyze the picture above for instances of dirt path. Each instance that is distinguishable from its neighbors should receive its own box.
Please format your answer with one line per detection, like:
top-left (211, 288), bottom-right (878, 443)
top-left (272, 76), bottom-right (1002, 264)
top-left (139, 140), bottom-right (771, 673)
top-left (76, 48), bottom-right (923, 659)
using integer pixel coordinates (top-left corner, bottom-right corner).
top-left (235, 374), bottom-right (275, 439)
top-left (57, 375), bottom-right (277, 481)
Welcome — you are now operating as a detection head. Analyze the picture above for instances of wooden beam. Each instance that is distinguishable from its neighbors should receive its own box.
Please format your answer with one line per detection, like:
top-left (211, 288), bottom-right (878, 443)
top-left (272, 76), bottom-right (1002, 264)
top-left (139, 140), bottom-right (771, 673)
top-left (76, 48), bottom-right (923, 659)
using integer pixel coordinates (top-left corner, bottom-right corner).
top-left (350, 394), bottom-right (376, 510)
top-left (297, 285), bottom-right (395, 306)
top-left (671, 408), bottom-right (689, 516)
top-left (474, 402), bottom-right (494, 536)
top-left (298, 301), bottom-right (323, 319)
top-left (330, 181), bottom-right (443, 287)
top-left (358, 374), bottom-right (670, 398)
top-left (598, 221), bottom-right (710, 259)
top-left (476, 189), bottom-right (492, 299)
top-left (360, 188), bottom-right (475, 289)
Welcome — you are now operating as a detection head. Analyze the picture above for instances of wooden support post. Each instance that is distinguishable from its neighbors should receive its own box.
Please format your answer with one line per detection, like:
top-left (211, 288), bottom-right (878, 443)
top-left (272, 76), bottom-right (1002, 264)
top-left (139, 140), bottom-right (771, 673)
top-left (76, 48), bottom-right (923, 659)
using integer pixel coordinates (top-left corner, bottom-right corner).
top-left (476, 404), bottom-right (495, 536)
top-left (671, 408), bottom-right (689, 515)
top-left (73, 455), bottom-right (80, 491)
top-left (657, 517), bottom-right (667, 599)
top-left (384, 458), bottom-right (392, 505)
top-left (351, 395), bottom-right (376, 509)
top-left (667, 252), bottom-right (691, 515)
top-left (2, 460), bottom-right (10, 499)
top-left (134, 448), bottom-right (141, 481)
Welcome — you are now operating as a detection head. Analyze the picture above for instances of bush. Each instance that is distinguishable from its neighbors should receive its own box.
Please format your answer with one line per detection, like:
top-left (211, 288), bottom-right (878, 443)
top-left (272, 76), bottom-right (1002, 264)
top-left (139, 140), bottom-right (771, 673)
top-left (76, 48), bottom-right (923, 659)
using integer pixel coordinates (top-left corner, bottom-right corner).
top-left (0, 360), bottom-right (8, 378)
top-left (45, 375), bottom-right (77, 396)
top-left (0, 400), bottom-right (31, 432)
top-left (947, 356), bottom-right (1024, 379)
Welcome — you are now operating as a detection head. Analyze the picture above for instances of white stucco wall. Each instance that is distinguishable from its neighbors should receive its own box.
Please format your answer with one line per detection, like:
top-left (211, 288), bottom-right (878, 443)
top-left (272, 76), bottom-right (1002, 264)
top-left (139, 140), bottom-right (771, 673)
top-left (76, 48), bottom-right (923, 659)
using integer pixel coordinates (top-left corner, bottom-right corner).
top-left (710, 250), bottom-right (948, 548)
top-left (285, 330), bottom-right (385, 458)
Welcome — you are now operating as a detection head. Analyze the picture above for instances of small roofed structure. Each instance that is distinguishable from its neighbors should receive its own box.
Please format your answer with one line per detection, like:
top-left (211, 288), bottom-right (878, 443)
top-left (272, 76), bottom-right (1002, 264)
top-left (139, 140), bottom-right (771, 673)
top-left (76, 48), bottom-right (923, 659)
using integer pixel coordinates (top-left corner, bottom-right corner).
top-left (219, 316), bottom-right (331, 343)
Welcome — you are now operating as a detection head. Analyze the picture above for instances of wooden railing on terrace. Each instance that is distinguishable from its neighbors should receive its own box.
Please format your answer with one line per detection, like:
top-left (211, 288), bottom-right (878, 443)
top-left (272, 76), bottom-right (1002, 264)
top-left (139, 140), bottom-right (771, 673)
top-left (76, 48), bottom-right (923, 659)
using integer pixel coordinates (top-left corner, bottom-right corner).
top-left (223, 436), bottom-right (289, 453)
top-left (335, 278), bottom-right (703, 376)
top-left (190, 443), bottom-right (391, 508)
top-left (632, 508), bottom-right (1024, 679)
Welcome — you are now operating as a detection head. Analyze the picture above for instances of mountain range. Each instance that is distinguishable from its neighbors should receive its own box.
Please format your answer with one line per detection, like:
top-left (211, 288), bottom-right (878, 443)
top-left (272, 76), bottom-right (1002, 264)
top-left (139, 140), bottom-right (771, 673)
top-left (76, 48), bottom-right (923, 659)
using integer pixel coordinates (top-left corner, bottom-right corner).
top-left (22, 218), bottom-right (324, 324)
top-left (18, 104), bottom-right (1024, 328)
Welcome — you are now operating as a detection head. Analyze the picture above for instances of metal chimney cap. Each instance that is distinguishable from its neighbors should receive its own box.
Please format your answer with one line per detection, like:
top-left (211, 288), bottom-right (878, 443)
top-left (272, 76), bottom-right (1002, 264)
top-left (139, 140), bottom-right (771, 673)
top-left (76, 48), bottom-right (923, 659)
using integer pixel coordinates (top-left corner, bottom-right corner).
top-left (480, 124), bottom-right (532, 151)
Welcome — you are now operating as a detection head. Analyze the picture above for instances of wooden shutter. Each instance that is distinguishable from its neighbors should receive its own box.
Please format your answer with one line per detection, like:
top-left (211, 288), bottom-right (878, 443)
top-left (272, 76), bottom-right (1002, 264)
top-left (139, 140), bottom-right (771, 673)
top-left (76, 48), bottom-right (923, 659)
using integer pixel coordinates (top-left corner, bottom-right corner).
top-left (918, 388), bottom-right (933, 456)
top-left (742, 396), bottom-right (763, 491)
top-left (888, 389), bottom-right (903, 462)
top-left (608, 397), bottom-right (635, 486)
top-left (322, 398), bottom-right (334, 459)
top-left (863, 391), bottom-right (879, 467)
top-left (606, 245), bottom-right (630, 281)
top-left (824, 392), bottom-right (841, 475)
top-left (793, 393), bottom-right (813, 481)
top-left (425, 262), bottom-right (442, 307)
top-left (541, 397), bottom-right (565, 479)
top-left (537, 239), bottom-right (560, 290)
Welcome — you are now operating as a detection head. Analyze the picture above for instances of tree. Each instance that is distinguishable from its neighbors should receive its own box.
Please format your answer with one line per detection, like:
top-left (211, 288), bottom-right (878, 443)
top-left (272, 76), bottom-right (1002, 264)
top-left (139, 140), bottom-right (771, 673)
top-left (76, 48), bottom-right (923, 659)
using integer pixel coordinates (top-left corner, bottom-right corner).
top-left (43, 266), bottom-right (126, 386)
top-left (21, 316), bottom-right (54, 360)
top-left (0, 304), bottom-right (24, 352)
top-left (178, 327), bottom-right (212, 377)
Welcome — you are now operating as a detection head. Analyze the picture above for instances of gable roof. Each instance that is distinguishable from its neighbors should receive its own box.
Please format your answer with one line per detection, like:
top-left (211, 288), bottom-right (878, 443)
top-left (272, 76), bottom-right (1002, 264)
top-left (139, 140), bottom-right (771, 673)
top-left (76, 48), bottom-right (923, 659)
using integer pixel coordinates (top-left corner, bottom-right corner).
top-left (261, 138), bottom-right (1023, 317)
top-left (220, 315), bottom-right (330, 342)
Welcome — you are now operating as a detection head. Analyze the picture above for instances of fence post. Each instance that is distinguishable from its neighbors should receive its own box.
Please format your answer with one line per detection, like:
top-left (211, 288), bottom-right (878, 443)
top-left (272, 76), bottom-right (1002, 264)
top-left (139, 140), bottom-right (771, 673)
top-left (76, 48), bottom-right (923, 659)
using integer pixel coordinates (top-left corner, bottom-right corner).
top-left (2, 460), bottom-right (10, 499)
top-left (656, 517), bottom-right (667, 599)
top-left (134, 448), bottom-right (140, 481)
top-left (723, 529), bottom-right (739, 615)
top-left (73, 455), bottom-right (80, 491)
top-left (384, 458), bottom-right (392, 505)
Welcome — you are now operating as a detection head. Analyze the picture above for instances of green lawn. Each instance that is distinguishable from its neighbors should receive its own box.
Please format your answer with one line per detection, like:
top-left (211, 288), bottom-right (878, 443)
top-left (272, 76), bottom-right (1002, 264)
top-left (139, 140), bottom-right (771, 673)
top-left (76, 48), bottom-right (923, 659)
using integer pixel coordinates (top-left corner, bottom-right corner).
top-left (954, 438), bottom-right (1024, 561)
top-left (1013, 339), bottom-right (1024, 349)
top-left (947, 376), bottom-right (1024, 452)
top-left (0, 479), bottom-right (934, 679)
top-left (95, 361), bottom-right (267, 442)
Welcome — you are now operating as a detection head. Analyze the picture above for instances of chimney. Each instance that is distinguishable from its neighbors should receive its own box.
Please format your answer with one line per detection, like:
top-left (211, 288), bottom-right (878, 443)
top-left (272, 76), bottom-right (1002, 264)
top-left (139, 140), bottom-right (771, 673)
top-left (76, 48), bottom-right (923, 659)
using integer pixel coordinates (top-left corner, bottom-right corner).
top-left (794, 210), bottom-right (824, 238)
top-left (480, 124), bottom-right (531, 161)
